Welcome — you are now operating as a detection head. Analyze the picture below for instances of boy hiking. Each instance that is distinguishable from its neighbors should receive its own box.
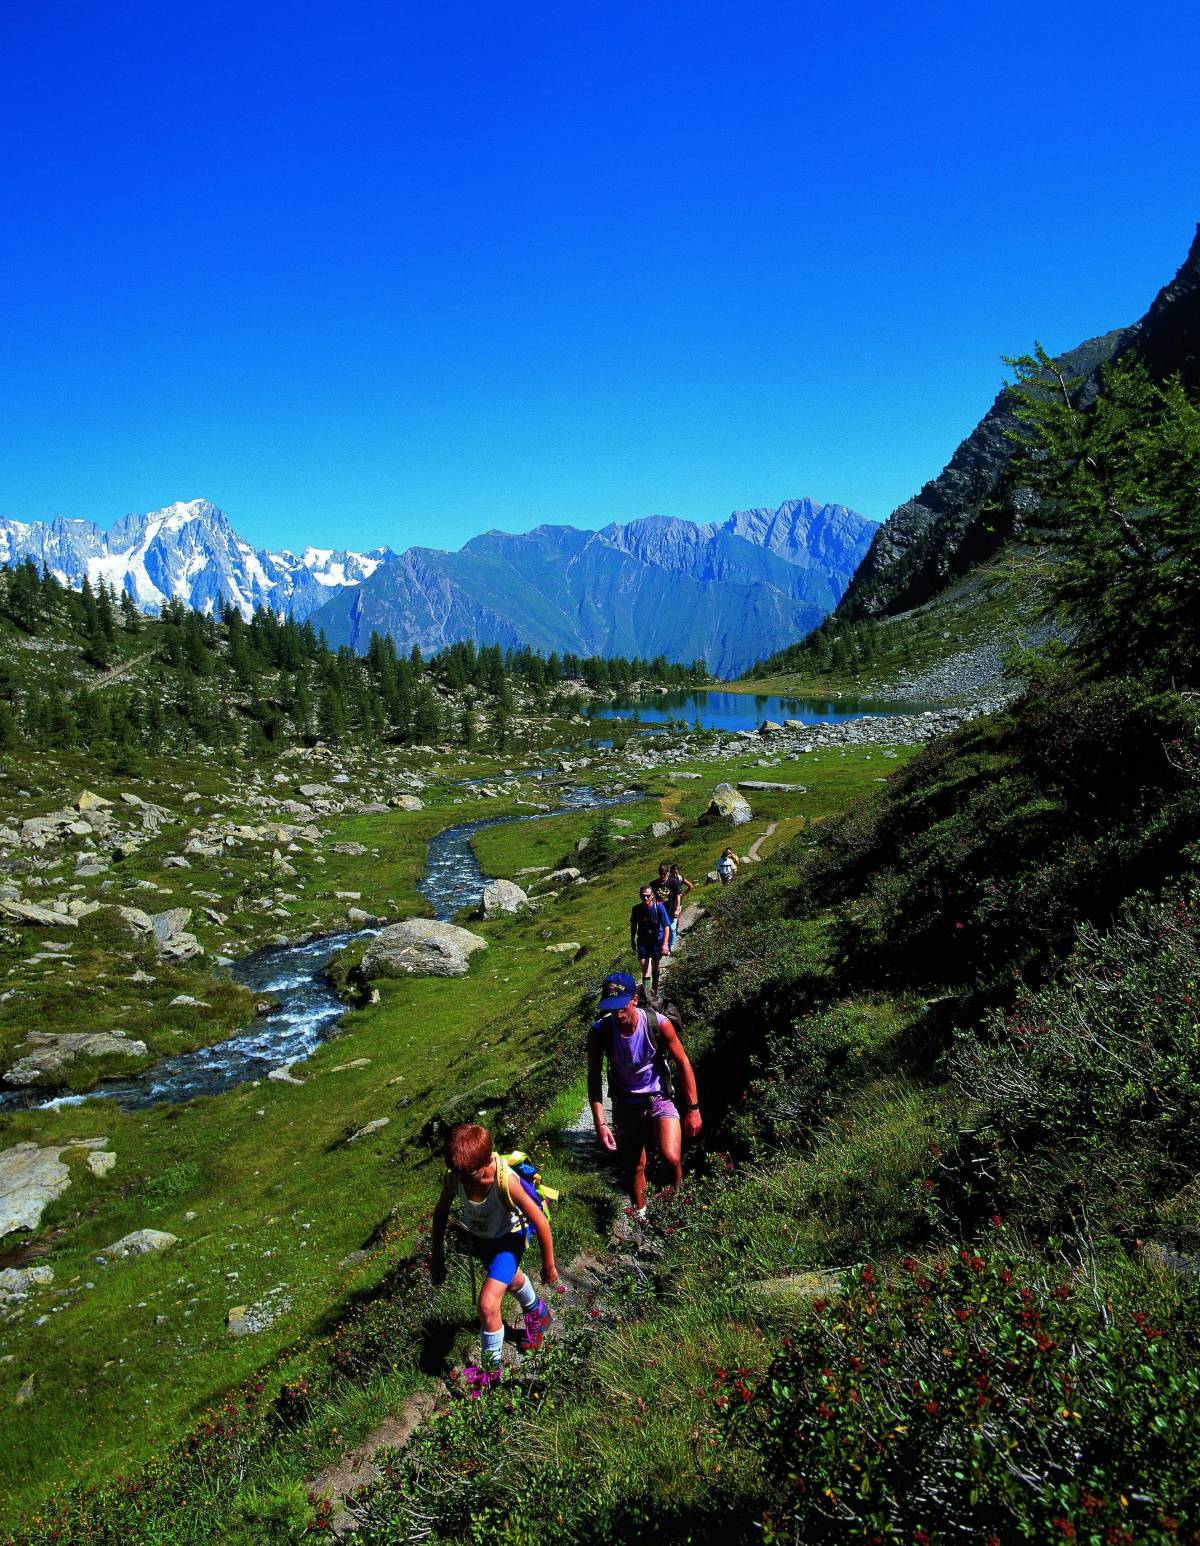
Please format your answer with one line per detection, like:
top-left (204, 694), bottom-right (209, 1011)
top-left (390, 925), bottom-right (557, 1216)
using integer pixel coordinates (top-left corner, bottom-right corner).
top-left (430, 1123), bottom-right (558, 1384)
top-left (630, 883), bottom-right (672, 1000)
top-left (588, 972), bottom-right (702, 1217)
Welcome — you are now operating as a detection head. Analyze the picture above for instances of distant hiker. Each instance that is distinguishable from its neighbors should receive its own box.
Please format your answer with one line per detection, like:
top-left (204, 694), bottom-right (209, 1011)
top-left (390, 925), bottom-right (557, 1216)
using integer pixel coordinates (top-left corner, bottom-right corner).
top-left (430, 1123), bottom-right (558, 1386)
top-left (716, 846), bottom-right (740, 885)
top-left (588, 972), bottom-right (702, 1216)
top-left (665, 861), bottom-right (694, 948)
top-left (652, 861), bottom-right (673, 906)
top-left (630, 883), bottom-right (672, 998)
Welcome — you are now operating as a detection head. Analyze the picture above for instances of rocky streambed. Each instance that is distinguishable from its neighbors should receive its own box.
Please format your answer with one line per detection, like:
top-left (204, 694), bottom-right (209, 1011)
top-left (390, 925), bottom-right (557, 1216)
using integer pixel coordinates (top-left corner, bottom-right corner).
top-left (3, 784), bottom-right (638, 1112)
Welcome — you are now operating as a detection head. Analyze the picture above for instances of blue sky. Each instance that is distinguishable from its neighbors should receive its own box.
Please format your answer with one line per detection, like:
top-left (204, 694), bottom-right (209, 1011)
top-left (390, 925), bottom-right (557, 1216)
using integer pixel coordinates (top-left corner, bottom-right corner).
top-left (2, 0), bottom-right (1197, 554)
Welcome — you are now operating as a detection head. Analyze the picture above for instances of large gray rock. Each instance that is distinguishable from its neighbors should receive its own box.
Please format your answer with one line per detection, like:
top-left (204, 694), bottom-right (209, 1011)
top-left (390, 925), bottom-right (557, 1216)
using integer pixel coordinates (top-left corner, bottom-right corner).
top-left (0, 1265), bottom-right (54, 1301)
top-left (101, 1229), bottom-right (179, 1259)
top-left (0, 899), bottom-right (78, 928)
top-left (705, 783), bottom-right (753, 825)
top-left (389, 794), bottom-right (424, 811)
top-left (151, 908), bottom-right (191, 944)
top-left (5, 1032), bottom-right (149, 1085)
top-left (650, 821), bottom-right (677, 839)
top-left (111, 905), bottom-right (154, 935)
top-left (481, 879), bottom-right (529, 917)
top-left (361, 919), bottom-right (488, 980)
top-left (737, 781), bottom-right (808, 793)
top-left (0, 1140), bottom-right (107, 1237)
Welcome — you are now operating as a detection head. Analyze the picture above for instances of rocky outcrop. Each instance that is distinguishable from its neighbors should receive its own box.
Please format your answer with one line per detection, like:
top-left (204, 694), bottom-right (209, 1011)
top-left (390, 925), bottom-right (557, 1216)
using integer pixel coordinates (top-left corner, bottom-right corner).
top-left (0, 1139), bottom-right (110, 1237)
top-left (360, 919), bottom-right (488, 980)
top-left (705, 784), bottom-right (753, 825)
top-left (838, 225), bottom-right (1200, 622)
top-left (481, 880), bottom-right (529, 916)
top-left (4, 1031), bottom-right (148, 1085)
top-left (101, 1229), bottom-right (180, 1259)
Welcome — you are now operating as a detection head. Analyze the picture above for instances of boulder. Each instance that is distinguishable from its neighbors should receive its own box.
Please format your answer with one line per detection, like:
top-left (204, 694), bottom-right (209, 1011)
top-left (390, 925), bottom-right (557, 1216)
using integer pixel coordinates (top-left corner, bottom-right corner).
top-left (544, 942), bottom-right (581, 954)
top-left (101, 1229), bottom-right (179, 1260)
top-left (87, 1151), bottom-right (117, 1178)
top-left (346, 906), bottom-right (378, 926)
top-left (360, 919), bottom-right (488, 980)
top-left (159, 933), bottom-right (203, 963)
top-left (650, 821), bottom-right (676, 839)
top-left (0, 899), bottom-right (78, 929)
top-left (748, 1269), bottom-right (844, 1307)
top-left (112, 905), bottom-right (154, 935)
top-left (481, 879), bottom-right (529, 917)
top-left (297, 783), bottom-right (332, 798)
top-left (0, 1265), bottom-right (54, 1301)
top-left (151, 908), bottom-right (192, 944)
top-left (5, 1032), bottom-right (149, 1085)
top-left (737, 781), bottom-right (808, 793)
top-left (389, 794), bottom-right (424, 811)
top-left (758, 720), bottom-right (784, 735)
top-left (705, 783), bottom-right (753, 825)
top-left (0, 1140), bottom-right (108, 1237)
top-left (331, 842), bottom-right (367, 857)
top-left (74, 790), bottom-right (112, 812)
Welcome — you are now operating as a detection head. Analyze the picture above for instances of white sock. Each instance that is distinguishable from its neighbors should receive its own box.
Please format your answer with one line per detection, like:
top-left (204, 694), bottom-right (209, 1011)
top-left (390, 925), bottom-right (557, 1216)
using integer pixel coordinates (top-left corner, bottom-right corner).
top-left (480, 1327), bottom-right (505, 1367)
top-left (513, 1277), bottom-right (538, 1310)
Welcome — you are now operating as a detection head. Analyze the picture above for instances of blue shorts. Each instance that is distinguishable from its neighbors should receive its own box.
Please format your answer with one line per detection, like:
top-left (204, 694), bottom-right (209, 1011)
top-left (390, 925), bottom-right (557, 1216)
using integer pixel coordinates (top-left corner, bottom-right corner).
top-left (472, 1230), bottom-right (526, 1286)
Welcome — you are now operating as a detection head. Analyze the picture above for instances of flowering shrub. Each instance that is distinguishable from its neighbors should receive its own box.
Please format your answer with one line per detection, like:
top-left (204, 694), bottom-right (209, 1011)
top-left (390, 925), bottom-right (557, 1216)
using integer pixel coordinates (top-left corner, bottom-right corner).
top-left (718, 1248), bottom-right (1200, 1543)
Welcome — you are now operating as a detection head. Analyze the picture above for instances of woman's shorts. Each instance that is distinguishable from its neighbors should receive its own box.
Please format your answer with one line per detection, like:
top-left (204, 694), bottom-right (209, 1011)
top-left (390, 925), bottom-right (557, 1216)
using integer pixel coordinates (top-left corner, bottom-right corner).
top-left (612, 1093), bottom-right (680, 1142)
top-left (471, 1230), bottom-right (526, 1286)
top-left (635, 938), bottom-right (665, 960)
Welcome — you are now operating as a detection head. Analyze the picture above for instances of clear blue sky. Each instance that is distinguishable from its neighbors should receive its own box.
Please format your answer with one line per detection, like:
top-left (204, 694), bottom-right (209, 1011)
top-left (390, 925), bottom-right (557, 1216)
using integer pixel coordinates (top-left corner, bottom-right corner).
top-left (2, 0), bottom-right (1197, 554)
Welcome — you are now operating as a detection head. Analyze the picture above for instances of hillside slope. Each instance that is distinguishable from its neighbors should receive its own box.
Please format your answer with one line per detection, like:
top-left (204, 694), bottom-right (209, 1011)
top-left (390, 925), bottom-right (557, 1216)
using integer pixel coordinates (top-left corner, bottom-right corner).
top-left (839, 223), bottom-right (1200, 620)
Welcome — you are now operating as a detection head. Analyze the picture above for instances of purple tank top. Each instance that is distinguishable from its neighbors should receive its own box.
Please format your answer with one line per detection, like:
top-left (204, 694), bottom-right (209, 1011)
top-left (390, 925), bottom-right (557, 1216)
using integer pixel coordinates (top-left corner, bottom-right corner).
top-left (607, 1010), bottom-right (663, 1098)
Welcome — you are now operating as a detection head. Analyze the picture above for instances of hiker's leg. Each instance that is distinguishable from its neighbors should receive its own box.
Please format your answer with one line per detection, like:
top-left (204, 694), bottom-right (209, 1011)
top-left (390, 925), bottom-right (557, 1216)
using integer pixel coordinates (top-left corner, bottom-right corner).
top-left (638, 951), bottom-right (652, 993)
top-left (651, 948), bottom-right (662, 994)
top-left (617, 1135), bottom-right (649, 1208)
top-left (508, 1267), bottom-right (539, 1311)
top-left (479, 1275), bottom-right (506, 1333)
top-left (654, 1115), bottom-right (683, 1192)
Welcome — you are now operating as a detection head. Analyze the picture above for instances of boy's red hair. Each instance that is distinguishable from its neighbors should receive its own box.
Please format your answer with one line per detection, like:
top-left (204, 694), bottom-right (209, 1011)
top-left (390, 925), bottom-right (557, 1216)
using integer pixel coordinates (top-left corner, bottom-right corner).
top-left (445, 1122), bottom-right (492, 1173)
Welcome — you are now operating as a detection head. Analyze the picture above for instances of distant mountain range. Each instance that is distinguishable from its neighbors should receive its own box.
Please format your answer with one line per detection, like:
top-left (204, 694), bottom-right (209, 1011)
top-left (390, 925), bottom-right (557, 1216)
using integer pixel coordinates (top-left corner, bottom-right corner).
top-left (0, 496), bottom-right (874, 677)
top-left (0, 500), bottom-right (392, 622)
top-left (838, 224), bottom-right (1200, 621)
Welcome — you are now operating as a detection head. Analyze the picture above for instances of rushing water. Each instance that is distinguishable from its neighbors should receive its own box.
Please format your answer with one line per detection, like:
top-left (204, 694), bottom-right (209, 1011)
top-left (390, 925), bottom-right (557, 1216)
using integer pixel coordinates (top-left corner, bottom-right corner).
top-left (9, 784), bottom-right (640, 1111)
top-left (592, 688), bottom-right (927, 733)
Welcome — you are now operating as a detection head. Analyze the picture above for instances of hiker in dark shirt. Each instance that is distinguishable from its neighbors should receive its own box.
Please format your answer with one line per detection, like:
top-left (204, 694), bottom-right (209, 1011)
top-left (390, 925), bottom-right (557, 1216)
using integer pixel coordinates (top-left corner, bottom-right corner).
top-left (664, 861), bottom-right (694, 950)
top-left (630, 884), bottom-right (671, 1000)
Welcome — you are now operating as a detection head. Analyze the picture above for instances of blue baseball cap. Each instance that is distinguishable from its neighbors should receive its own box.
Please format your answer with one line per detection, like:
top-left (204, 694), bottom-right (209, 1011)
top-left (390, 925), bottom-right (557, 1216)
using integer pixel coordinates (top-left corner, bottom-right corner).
top-left (598, 971), bottom-right (638, 1011)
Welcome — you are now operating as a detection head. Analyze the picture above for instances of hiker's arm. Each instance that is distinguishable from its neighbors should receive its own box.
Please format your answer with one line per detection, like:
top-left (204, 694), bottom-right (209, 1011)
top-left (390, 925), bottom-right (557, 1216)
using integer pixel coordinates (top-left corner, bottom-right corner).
top-left (430, 1172), bottom-right (454, 1285)
top-left (588, 1026), bottom-right (617, 1152)
top-left (629, 906), bottom-right (638, 951)
top-left (681, 877), bottom-right (694, 899)
top-left (659, 1017), bottom-right (702, 1139)
top-left (658, 904), bottom-right (671, 953)
top-left (510, 1184), bottom-right (558, 1283)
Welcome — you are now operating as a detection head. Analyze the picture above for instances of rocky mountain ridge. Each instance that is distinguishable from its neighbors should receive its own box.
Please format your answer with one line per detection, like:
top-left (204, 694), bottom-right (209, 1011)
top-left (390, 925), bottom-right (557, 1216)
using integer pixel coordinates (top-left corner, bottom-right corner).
top-left (0, 496), bottom-right (873, 673)
top-left (839, 223), bottom-right (1200, 620)
top-left (309, 498), bottom-right (874, 676)
top-left (0, 500), bottom-right (393, 622)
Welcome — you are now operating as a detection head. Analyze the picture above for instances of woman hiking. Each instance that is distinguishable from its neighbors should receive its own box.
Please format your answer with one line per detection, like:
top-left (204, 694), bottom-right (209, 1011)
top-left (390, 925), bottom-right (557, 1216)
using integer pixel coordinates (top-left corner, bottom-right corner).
top-left (587, 972), bottom-right (702, 1217)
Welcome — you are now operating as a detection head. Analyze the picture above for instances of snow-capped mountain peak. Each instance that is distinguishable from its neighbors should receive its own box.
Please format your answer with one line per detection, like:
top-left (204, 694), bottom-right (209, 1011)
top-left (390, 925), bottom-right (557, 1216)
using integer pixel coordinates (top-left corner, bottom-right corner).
top-left (0, 500), bottom-right (397, 622)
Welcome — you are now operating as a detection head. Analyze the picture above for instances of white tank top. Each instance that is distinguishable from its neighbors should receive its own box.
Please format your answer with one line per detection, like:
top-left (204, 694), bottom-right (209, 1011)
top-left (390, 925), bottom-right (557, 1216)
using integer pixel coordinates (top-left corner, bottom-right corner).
top-left (455, 1172), bottom-right (522, 1239)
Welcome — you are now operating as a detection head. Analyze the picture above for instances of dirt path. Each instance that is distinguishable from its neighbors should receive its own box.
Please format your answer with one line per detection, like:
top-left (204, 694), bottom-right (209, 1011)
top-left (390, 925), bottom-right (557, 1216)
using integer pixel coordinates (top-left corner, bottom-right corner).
top-left (311, 1390), bottom-right (440, 1536)
top-left (314, 903), bottom-right (712, 1534)
top-left (92, 649), bottom-right (155, 689)
top-left (745, 821), bottom-right (778, 862)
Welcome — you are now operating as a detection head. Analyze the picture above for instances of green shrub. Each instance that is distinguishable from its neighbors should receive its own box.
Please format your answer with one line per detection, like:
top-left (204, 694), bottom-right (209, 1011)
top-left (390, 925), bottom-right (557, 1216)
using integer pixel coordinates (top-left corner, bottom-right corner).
top-left (950, 884), bottom-right (1200, 1234)
top-left (721, 1246), bottom-right (1200, 1543)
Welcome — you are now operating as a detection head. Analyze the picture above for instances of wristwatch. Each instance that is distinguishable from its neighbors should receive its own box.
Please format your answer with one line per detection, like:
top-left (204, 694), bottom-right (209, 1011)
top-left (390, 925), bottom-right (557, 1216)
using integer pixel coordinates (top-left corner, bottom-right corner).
top-left (683, 1101), bottom-right (700, 1112)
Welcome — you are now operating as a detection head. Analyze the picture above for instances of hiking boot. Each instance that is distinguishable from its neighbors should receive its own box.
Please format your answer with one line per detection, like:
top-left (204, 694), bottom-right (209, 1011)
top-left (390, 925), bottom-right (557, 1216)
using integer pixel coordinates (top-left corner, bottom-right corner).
top-left (521, 1298), bottom-right (552, 1350)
